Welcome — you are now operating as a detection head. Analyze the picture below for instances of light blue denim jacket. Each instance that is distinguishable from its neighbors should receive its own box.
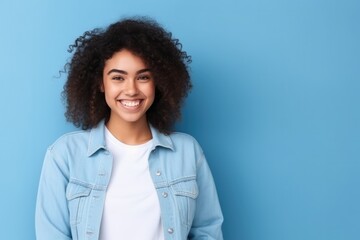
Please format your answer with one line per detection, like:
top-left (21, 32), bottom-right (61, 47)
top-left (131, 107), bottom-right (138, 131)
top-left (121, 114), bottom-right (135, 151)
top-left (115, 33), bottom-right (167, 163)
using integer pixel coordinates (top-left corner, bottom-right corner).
top-left (35, 121), bottom-right (223, 240)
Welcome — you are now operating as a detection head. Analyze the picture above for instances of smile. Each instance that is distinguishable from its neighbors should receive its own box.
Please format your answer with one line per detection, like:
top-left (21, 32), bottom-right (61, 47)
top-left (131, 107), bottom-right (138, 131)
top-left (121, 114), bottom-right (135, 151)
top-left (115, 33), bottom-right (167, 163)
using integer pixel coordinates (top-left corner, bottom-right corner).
top-left (119, 100), bottom-right (141, 107)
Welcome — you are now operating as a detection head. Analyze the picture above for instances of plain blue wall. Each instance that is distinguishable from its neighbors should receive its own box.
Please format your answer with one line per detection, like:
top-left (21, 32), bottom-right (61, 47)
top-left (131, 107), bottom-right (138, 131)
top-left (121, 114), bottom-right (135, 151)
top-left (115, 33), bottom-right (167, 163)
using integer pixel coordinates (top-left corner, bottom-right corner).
top-left (1, 0), bottom-right (359, 239)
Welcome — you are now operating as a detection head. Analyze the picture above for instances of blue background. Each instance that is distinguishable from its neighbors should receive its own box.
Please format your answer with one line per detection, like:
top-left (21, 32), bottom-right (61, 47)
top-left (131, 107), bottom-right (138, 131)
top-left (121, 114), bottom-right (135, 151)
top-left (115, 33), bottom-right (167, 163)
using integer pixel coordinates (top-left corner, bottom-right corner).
top-left (0, 0), bottom-right (359, 239)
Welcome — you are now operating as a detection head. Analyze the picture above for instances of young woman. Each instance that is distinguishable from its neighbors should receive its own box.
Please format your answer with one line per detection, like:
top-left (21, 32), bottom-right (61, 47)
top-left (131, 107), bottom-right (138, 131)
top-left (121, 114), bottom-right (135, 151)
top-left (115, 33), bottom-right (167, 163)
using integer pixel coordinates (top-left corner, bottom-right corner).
top-left (35, 17), bottom-right (223, 240)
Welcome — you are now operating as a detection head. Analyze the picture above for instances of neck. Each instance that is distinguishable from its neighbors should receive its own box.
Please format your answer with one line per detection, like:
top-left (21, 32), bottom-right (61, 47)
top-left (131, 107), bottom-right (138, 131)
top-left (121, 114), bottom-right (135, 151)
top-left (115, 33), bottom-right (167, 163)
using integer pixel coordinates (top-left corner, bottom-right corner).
top-left (106, 117), bottom-right (152, 145)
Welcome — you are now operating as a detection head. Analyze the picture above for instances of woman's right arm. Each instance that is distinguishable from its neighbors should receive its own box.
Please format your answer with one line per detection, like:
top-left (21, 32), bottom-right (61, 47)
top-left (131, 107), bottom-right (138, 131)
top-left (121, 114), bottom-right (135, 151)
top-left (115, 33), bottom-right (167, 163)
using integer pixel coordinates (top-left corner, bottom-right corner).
top-left (35, 148), bottom-right (72, 240)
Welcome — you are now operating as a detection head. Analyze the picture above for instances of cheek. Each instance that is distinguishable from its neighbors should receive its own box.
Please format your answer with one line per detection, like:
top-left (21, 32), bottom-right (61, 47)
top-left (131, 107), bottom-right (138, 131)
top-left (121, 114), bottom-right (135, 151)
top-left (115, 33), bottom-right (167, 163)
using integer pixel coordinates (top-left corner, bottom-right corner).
top-left (103, 92), bottom-right (112, 108)
top-left (103, 81), bottom-right (118, 95)
top-left (102, 83), bottom-right (117, 105)
top-left (148, 85), bottom-right (156, 102)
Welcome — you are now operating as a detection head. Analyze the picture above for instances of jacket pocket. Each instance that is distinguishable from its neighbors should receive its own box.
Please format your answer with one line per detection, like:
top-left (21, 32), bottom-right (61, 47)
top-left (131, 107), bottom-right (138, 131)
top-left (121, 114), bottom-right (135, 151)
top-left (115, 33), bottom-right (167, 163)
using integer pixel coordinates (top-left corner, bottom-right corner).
top-left (171, 179), bottom-right (199, 228)
top-left (66, 181), bottom-right (91, 226)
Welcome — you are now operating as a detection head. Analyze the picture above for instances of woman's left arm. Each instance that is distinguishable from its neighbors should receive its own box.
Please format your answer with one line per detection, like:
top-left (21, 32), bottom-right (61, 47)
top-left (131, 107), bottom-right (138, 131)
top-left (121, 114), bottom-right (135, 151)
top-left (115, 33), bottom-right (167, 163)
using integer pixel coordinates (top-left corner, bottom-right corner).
top-left (189, 153), bottom-right (224, 239)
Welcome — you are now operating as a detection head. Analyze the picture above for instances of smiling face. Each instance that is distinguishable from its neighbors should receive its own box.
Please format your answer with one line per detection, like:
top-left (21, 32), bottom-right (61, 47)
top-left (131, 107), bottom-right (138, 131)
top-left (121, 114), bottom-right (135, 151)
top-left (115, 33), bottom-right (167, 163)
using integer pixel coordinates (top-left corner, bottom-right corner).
top-left (102, 49), bottom-right (155, 129)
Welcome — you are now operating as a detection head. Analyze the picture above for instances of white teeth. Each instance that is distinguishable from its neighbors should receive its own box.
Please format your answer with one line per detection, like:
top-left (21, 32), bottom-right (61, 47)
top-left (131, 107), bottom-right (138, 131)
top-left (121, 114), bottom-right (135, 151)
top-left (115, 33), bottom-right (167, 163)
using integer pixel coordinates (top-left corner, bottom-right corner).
top-left (120, 100), bottom-right (140, 107)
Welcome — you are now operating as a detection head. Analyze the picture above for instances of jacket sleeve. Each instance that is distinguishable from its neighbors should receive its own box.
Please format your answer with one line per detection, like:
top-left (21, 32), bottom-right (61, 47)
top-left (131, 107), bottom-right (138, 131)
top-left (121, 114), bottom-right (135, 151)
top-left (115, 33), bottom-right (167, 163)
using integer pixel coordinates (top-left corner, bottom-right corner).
top-left (188, 153), bottom-right (224, 240)
top-left (35, 148), bottom-right (72, 240)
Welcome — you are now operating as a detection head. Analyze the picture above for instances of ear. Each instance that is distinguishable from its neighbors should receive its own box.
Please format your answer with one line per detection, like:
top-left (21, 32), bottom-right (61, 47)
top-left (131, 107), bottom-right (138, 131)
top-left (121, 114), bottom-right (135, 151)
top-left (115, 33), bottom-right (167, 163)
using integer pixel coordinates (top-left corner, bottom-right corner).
top-left (100, 83), bottom-right (104, 92)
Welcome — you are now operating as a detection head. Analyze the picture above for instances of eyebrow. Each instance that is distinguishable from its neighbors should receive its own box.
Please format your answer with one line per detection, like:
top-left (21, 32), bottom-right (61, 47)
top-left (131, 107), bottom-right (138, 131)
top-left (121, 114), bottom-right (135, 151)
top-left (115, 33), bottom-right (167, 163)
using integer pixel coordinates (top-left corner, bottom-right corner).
top-left (107, 68), bottom-right (151, 75)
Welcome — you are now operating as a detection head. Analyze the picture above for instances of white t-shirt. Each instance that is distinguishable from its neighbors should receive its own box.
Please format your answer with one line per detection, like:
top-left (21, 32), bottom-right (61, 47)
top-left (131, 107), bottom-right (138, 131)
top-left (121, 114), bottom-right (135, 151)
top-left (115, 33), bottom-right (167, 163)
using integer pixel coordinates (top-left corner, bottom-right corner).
top-left (99, 128), bottom-right (164, 240)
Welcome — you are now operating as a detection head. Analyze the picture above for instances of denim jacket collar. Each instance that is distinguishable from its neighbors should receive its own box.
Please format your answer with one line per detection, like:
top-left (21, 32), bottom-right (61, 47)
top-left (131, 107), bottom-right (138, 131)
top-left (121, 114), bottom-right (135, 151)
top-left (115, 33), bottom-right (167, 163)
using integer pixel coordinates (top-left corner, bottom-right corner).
top-left (87, 120), bottom-right (174, 157)
top-left (149, 125), bottom-right (174, 152)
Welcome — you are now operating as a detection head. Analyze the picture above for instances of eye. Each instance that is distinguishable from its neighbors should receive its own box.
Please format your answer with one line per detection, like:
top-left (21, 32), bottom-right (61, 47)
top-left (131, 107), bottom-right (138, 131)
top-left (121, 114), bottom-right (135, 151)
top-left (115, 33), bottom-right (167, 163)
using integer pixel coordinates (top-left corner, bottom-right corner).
top-left (111, 75), bottom-right (124, 81)
top-left (138, 74), bottom-right (152, 81)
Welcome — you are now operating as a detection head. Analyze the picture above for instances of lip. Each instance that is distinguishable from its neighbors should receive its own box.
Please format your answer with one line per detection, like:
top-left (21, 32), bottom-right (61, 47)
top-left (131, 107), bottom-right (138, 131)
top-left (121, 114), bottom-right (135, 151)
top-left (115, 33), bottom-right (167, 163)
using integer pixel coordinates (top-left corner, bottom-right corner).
top-left (117, 99), bottom-right (143, 110)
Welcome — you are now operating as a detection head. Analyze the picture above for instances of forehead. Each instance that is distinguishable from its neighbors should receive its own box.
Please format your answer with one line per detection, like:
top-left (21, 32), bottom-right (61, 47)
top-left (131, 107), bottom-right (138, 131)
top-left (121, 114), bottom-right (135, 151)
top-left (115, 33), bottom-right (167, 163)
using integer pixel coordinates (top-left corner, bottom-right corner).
top-left (105, 49), bottom-right (146, 67)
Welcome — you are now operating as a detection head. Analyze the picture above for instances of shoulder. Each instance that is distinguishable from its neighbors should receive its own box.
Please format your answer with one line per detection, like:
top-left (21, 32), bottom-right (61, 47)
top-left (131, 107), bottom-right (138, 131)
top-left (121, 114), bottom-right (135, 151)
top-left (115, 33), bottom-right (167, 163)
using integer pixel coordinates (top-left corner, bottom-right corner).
top-left (168, 131), bottom-right (198, 144)
top-left (168, 131), bottom-right (204, 155)
top-left (47, 129), bottom-right (91, 153)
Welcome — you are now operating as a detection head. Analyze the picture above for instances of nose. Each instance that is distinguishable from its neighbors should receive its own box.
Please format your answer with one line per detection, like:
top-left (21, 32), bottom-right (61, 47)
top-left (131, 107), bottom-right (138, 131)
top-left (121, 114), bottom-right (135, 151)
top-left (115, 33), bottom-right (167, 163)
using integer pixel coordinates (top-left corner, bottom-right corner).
top-left (124, 80), bottom-right (138, 96)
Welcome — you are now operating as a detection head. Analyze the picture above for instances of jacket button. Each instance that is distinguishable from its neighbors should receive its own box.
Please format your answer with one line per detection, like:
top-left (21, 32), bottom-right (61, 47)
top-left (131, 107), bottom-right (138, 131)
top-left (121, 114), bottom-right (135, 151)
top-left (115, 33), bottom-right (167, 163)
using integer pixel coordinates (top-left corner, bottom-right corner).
top-left (162, 192), bottom-right (168, 198)
top-left (167, 228), bottom-right (174, 234)
top-left (156, 170), bottom-right (161, 176)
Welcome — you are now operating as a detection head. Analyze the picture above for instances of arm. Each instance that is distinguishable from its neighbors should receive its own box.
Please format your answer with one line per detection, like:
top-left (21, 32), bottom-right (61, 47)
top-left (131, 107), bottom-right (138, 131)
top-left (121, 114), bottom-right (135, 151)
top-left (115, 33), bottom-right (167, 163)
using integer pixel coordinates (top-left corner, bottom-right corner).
top-left (189, 153), bottom-right (224, 240)
top-left (35, 148), bottom-right (72, 240)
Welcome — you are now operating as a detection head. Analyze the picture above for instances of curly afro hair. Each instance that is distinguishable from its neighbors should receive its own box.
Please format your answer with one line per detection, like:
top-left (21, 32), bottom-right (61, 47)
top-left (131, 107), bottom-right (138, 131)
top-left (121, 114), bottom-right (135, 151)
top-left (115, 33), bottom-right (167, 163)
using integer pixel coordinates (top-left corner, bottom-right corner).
top-left (63, 16), bottom-right (192, 134)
